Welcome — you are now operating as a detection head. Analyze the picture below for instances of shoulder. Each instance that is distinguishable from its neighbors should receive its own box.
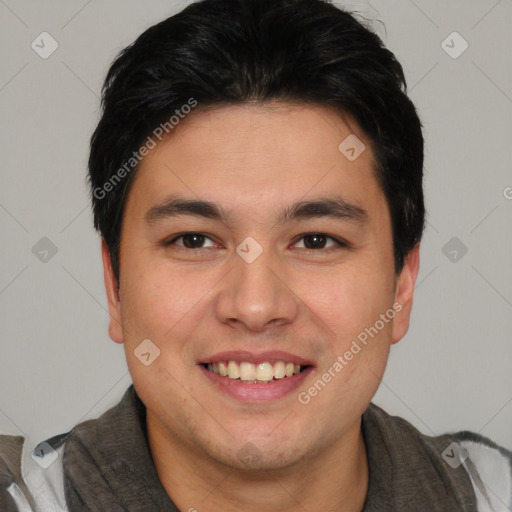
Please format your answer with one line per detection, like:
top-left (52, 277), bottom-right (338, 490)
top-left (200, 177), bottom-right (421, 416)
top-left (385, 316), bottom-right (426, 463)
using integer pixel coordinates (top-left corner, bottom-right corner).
top-left (0, 434), bottom-right (31, 511)
top-left (1, 431), bottom-right (70, 511)
top-left (454, 430), bottom-right (512, 512)
top-left (0, 386), bottom-right (143, 511)
top-left (364, 403), bottom-right (512, 512)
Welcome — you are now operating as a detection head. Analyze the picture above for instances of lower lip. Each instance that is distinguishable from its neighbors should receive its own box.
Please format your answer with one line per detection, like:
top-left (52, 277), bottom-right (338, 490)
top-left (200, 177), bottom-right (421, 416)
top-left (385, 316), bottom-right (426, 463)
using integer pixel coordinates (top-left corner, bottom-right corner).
top-left (199, 365), bottom-right (314, 402)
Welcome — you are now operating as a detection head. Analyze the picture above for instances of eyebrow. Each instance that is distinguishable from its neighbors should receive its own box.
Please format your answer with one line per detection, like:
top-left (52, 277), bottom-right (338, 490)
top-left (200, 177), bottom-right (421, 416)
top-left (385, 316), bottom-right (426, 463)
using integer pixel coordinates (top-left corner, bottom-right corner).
top-left (144, 195), bottom-right (367, 226)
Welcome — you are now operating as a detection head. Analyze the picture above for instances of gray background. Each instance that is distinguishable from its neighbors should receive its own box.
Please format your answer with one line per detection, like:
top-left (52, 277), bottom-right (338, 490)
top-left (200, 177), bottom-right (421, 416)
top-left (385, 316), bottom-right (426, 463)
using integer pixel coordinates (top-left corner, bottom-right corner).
top-left (1, 0), bottom-right (511, 453)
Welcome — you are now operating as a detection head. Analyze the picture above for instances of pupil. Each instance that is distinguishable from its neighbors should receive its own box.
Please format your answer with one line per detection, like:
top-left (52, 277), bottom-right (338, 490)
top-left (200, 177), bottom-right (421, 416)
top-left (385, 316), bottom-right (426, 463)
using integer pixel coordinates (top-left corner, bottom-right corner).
top-left (183, 234), bottom-right (204, 248)
top-left (305, 234), bottom-right (326, 249)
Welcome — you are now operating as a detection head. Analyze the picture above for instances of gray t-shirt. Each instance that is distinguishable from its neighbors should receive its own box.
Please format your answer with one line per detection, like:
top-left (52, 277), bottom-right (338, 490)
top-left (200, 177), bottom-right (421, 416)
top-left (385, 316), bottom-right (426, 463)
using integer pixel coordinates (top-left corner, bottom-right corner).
top-left (1, 385), bottom-right (511, 511)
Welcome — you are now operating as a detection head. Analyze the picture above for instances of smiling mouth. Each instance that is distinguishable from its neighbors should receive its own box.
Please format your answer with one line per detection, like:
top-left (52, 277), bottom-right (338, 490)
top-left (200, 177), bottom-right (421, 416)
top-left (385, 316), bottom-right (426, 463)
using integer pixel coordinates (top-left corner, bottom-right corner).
top-left (201, 361), bottom-right (311, 384)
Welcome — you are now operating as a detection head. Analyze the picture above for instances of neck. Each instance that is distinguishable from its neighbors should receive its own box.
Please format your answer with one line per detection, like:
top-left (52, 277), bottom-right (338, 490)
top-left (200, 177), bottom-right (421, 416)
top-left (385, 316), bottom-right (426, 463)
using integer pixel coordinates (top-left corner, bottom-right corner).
top-left (147, 415), bottom-right (369, 512)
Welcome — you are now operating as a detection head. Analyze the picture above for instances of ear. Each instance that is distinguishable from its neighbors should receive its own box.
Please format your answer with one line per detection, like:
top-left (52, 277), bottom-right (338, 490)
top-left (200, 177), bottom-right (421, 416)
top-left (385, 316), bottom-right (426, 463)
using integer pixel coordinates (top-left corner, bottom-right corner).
top-left (391, 244), bottom-right (420, 345)
top-left (101, 238), bottom-right (124, 344)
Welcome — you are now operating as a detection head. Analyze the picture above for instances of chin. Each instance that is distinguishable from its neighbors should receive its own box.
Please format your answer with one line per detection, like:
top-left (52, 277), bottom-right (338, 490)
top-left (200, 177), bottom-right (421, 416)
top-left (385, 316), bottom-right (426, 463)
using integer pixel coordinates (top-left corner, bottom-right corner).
top-left (215, 446), bottom-right (307, 472)
top-left (202, 431), bottom-right (316, 473)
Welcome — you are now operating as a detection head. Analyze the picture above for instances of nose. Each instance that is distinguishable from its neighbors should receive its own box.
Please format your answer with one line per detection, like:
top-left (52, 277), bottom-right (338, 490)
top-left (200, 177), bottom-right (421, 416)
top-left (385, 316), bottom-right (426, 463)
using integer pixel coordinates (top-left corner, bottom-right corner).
top-left (214, 247), bottom-right (299, 333)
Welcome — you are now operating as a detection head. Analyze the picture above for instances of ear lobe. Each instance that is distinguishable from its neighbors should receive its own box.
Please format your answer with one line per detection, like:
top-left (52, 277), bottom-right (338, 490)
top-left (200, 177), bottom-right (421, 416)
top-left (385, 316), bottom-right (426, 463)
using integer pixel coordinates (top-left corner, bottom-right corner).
top-left (390, 244), bottom-right (420, 345)
top-left (101, 239), bottom-right (124, 344)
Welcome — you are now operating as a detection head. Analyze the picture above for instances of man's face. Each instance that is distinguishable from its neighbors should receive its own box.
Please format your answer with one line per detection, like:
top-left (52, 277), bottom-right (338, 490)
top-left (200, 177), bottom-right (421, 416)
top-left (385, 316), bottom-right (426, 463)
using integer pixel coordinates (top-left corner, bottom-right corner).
top-left (103, 102), bottom-right (418, 470)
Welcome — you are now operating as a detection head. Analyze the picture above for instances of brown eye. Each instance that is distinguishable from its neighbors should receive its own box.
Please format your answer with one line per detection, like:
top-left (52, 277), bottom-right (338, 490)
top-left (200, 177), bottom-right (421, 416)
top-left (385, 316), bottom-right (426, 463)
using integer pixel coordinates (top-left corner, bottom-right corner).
top-left (181, 233), bottom-right (206, 248)
top-left (303, 234), bottom-right (328, 249)
top-left (164, 233), bottom-right (217, 249)
top-left (294, 233), bottom-right (346, 250)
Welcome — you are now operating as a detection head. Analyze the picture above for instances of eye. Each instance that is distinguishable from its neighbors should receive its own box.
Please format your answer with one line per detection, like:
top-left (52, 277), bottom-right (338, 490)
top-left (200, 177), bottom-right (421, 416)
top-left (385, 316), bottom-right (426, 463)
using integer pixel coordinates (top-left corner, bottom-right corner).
top-left (163, 232), bottom-right (218, 249)
top-left (161, 232), bottom-right (349, 252)
top-left (293, 233), bottom-right (348, 250)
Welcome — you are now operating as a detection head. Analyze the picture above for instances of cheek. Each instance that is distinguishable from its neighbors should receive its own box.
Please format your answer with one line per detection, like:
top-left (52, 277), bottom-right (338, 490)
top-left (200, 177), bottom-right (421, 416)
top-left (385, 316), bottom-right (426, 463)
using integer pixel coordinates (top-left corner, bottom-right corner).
top-left (119, 256), bottom-right (221, 349)
top-left (302, 263), bottom-right (394, 341)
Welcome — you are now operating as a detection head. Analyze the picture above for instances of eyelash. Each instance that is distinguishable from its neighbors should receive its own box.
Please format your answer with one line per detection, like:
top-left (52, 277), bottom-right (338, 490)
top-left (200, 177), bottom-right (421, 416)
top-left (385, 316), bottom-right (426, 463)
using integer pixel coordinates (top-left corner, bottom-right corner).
top-left (161, 232), bottom-right (350, 252)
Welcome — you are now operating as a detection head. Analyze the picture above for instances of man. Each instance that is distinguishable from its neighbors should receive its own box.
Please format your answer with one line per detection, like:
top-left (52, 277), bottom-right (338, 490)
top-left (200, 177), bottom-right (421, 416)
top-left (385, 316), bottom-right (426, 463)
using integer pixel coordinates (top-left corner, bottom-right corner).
top-left (1, 0), bottom-right (511, 510)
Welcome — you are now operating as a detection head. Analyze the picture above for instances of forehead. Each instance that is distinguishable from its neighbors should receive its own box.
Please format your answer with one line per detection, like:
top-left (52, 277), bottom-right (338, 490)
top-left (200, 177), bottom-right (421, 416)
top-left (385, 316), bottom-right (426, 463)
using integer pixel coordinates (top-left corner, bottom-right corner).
top-left (126, 101), bottom-right (385, 218)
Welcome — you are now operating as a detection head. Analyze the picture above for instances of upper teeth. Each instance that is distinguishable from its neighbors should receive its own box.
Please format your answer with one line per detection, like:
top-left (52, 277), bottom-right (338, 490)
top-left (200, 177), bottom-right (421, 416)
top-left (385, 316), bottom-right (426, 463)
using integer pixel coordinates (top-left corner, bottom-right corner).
top-left (206, 361), bottom-right (303, 383)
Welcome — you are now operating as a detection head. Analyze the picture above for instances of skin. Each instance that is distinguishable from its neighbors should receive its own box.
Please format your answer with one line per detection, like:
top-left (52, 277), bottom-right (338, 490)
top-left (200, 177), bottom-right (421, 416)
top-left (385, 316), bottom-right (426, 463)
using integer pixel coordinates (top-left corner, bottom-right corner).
top-left (102, 102), bottom-right (420, 512)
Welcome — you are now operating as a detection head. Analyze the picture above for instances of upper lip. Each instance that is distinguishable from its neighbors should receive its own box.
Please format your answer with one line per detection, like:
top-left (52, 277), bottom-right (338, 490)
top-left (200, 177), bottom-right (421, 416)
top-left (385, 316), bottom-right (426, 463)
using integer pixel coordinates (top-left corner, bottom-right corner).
top-left (198, 350), bottom-right (314, 366)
